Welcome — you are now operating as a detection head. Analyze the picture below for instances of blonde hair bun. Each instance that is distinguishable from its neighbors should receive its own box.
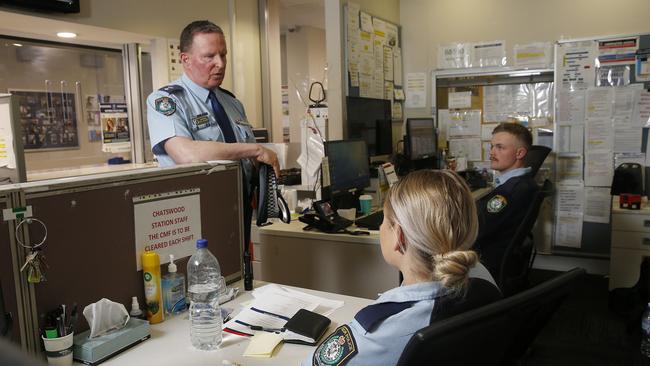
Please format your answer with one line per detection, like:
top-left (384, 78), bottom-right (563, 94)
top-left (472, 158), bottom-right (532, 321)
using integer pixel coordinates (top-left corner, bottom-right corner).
top-left (433, 250), bottom-right (479, 289)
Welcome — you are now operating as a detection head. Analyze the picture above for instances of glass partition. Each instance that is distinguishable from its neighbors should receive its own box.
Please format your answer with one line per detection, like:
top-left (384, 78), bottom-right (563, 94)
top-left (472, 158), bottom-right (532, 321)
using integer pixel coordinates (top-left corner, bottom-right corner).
top-left (0, 36), bottom-right (133, 179)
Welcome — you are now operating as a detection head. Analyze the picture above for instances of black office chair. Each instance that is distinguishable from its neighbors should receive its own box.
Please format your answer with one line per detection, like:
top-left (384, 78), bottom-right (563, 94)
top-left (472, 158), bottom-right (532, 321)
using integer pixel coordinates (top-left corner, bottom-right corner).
top-left (397, 268), bottom-right (585, 366)
top-left (497, 179), bottom-right (553, 297)
top-left (0, 280), bottom-right (12, 339)
top-left (397, 278), bottom-right (504, 366)
top-left (524, 145), bottom-right (551, 178)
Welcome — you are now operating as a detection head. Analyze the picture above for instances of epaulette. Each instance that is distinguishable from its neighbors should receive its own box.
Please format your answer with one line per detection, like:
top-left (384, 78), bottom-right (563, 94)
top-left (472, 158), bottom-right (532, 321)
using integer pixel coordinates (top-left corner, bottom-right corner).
top-left (158, 84), bottom-right (185, 94)
top-left (218, 87), bottom-right (236, 99)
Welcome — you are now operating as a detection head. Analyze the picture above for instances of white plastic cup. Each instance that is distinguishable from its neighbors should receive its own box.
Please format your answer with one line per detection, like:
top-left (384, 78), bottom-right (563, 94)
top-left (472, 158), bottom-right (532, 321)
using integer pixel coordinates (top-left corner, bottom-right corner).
top-left (359, 195), bottom-right (373, 215)
top-left (42, 332), bottom-right (73, 366)
top-left (337, 208), bottom-right (356, 221)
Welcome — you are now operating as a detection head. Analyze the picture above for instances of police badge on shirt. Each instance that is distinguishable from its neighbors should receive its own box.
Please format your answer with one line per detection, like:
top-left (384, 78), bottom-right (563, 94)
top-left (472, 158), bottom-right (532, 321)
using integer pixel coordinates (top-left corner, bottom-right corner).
top-left (313, 325), bottom-right (358, 366)
top-left (487, 194), bottom-right (508, 213)
top-left (154, 96), bottom-right (176, 116)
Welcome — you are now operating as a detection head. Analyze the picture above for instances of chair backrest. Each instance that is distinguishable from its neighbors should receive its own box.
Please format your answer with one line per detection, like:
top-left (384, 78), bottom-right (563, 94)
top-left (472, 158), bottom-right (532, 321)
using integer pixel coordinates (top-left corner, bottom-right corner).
top-left (397, 268), bottom-right (585, 366)
top-left (498, 179), bottom-right (553, 296)
top-left (0, 280), bottom-right (11, 338)
top-left (397, 278), bottom-right (503, 366)
top-left (524, 145), bottom-right (551, 177)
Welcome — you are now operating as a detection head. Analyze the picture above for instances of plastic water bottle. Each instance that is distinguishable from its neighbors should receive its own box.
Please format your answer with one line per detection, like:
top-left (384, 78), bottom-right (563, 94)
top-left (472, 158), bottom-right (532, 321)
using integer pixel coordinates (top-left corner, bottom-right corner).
top-left (642, 303), bottom-right (650, 357)
top-left (187, 239), bottom-right (226, 350)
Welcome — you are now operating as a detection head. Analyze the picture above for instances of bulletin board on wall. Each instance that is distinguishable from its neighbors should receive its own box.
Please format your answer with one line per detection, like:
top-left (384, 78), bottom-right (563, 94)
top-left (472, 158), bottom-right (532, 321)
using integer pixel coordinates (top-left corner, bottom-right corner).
top-left (344, 2), bottom-right (404, 121)
top-left (553, 33), bottom-right (650, 256)
top-left (432, 68), bottom-right (554, 174)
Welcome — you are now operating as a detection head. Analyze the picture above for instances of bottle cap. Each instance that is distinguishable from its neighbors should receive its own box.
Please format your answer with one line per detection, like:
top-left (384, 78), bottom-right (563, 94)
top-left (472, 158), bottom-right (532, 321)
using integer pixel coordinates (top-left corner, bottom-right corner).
top-left (196, 238), bottom-right (208, 249)
top-left (168, 254), bottom-right (177, 273)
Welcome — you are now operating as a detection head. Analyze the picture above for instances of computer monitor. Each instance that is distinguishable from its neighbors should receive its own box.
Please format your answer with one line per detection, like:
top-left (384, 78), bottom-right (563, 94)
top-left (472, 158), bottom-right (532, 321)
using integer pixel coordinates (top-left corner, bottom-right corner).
top-left (406, 118), bottom-right (437, 159)
top-left (324, 140), bottom-right (370, 209)
top-left (346, 97), bottom-right (393, 156)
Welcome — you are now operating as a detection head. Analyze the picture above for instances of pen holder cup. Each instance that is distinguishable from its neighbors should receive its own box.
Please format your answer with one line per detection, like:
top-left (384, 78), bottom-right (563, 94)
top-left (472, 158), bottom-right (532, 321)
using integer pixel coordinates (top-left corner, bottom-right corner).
top-left (42, 332), bottom-right (74, 366)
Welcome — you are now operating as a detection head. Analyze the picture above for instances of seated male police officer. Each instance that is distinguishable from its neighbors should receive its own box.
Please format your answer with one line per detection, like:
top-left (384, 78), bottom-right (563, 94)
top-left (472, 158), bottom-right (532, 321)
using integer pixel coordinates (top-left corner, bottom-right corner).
top-left (473, 122), bottom-right (537, 278)
top-left (146, 20), bottom-right (280, 257)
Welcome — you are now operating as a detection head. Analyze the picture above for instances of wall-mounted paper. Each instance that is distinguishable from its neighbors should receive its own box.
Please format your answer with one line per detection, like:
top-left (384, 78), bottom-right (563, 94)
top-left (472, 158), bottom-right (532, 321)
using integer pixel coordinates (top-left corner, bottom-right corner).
top-left (448, 91), bottom-right (472, 109)
top-left (584, 187), bottom-right (611, 224)
top-left (405, 72), bottom-right (426, 108)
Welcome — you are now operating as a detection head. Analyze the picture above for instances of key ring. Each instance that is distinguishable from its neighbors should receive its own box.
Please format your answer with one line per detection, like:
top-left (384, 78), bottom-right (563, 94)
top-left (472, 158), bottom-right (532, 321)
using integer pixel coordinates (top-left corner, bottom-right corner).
top-left (15, 218), bottom-right (48, 250)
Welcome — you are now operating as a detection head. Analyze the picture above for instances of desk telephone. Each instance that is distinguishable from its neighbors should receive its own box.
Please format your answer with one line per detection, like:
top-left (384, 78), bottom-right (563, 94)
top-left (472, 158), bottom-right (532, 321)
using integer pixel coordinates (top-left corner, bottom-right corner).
top-left (299, 200), bottom-right (353, 233)
top-left (256, 163), bottom-right (291, 226)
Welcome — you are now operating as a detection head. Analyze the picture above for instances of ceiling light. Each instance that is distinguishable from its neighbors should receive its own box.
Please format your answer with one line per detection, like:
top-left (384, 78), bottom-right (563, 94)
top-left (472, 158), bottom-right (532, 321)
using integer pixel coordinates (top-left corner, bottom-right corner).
top-left (56, 32), bottom-right (77, 38)
top-left (12, 43), bottom-right (22, 47)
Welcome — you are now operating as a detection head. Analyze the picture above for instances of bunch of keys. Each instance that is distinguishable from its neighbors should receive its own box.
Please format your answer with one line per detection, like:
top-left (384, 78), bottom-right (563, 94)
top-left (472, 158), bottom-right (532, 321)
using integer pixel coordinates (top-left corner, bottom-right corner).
top-left (20, 247), bottom-right (48, 283)
top-left (15, 217), bottom-right (49, 284)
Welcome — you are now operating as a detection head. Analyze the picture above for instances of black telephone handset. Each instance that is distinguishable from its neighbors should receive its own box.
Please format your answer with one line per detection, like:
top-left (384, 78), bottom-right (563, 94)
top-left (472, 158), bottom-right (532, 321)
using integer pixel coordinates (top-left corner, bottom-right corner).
top-left (299, 200), bottom-right (353, 233)
top-left (256, 163), bottom-right (291, 226)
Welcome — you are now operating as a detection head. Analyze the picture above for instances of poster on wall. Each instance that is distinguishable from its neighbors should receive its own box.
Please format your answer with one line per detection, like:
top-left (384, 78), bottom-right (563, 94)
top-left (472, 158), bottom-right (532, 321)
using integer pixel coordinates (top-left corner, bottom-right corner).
top-left (133, 189), bottom-right (202, 271)
top-left (100, 103), bottom-right (131, 153)
top-left (10, 90), bottom-right (79, 150)
top-left (85, 94), bottom-right (102, 142)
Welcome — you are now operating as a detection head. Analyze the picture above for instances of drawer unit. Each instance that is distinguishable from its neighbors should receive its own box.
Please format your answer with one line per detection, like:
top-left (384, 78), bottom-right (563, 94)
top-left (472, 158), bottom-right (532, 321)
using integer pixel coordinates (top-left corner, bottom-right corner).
top-left (609, 197), bottom-right (650, 290)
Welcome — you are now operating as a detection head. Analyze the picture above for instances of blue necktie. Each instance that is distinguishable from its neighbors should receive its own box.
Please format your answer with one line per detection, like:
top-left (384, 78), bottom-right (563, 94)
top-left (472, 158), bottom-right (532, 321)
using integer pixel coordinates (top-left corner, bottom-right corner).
top-left (208, 91), bottom-right (237, 143)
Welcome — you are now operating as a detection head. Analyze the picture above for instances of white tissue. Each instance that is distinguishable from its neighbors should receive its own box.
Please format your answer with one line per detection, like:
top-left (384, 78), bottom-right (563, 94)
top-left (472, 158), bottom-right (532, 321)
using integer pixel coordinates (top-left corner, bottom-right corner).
top-left (82, 298), bottom-right (130, 338)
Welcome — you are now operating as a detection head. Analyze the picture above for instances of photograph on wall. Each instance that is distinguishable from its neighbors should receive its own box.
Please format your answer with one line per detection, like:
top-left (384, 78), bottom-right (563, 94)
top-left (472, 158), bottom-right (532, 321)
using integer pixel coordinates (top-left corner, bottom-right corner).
top-left (10, 90), bottom-right (79, 150)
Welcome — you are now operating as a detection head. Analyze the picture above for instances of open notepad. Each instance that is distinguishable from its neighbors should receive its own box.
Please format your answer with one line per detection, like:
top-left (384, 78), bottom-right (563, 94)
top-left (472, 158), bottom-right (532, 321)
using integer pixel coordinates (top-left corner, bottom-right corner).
top-left (223, 284), bottom-right (343, 345)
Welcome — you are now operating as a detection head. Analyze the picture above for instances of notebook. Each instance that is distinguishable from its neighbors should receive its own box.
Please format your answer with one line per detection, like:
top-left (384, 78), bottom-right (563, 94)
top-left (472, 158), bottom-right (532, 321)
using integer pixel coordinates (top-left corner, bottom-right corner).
top-left (282, 309), bottom-right (331, 345)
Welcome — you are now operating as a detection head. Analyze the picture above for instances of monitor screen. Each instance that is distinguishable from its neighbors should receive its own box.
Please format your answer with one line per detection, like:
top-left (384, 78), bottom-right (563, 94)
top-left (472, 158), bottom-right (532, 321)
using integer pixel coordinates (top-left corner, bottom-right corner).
top-left (406, 118), bottom-right (437, 160)
top-left (346, 97), bottom-right (392, 156)
top-left (325, 140), bottom-right (370, 195)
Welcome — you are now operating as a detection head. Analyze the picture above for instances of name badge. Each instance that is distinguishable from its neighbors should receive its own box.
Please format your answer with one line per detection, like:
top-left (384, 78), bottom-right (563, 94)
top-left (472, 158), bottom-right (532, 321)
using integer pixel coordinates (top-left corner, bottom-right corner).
top-left (192, 113), bottom-right (210, 129)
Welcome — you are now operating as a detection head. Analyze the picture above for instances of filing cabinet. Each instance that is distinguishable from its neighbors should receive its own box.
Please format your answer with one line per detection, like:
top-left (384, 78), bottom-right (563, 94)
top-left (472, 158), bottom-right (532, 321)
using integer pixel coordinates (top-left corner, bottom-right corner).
top-left (609, 197), bottom-right (650, 290)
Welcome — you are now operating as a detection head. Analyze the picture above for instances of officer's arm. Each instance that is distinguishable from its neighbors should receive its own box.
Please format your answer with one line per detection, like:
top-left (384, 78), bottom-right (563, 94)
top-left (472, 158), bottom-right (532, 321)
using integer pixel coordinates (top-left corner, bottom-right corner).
top-left (164, 136), bottom-right (280, 176)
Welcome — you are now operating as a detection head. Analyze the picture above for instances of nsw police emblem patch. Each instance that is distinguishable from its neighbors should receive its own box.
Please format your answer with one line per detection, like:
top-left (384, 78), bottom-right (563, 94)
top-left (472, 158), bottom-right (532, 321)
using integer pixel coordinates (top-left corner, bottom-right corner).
top-left (487, 195), bottom-right (508, 213)
top-left (313, 325), bottom-right (358, 366)
top-left (154, 97), bottom-right (176, 116)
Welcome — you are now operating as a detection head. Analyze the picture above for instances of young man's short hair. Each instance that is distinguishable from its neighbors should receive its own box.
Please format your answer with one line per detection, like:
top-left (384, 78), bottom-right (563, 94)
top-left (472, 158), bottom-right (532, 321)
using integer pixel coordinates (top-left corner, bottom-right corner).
top-left (492, 123), bottom-right (532, 150)
top-left (180, 20), bottom-right (224, 53)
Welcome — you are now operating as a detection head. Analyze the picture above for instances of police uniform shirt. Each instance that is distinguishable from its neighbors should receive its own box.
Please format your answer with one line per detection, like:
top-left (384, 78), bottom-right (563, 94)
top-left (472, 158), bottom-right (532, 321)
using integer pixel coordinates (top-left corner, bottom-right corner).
top-left (146, 74), bottom-right (256, 168)
top-left (302, 263), bottom-right (496, 366)
top-left (474, 167), bottom-right (538, 276)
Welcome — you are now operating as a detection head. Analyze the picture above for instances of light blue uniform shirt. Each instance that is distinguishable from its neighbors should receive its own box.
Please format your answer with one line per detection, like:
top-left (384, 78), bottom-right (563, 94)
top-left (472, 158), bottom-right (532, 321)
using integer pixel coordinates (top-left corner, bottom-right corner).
top-left (146, 74), bottom-right (256, 186)
top-left (495, 167), bottom-right (531, 188)
top-left (302, 263), bottom-right (495, 366)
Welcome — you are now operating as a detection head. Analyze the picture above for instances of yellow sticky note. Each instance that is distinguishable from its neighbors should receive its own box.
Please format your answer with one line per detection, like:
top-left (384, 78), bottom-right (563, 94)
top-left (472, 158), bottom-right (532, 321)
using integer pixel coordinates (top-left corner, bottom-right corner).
top-left (243, 332), bottom-right (283, 358)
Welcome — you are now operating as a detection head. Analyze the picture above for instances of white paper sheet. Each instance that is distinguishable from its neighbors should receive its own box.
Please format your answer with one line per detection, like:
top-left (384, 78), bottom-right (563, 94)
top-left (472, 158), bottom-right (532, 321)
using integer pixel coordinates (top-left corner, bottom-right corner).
top-left (585, 118), bottom-right (613, 151)
top-left (383, 46), bottom-right (394, 81)
top-left (448, 91), bottom-right (472, 109)
top-left (585, 88), bottom-right (614, 120)
top-left (393, 47), bottom-right (403, 86)
top-left (558, 40), bottom-right (597, 91)
top-left (615, 152), bottom-right (645, 168)
top-left (438, 109), bottom-right (450, 144)
top-left (359, 11), bottom-right (373, 33)
top-left (471, 40), bottom-right (506, 67)
top-left (359, 73), bottom-right (372, 98)
top-left (438, 43), bottom-right (471, 69)
top-left (557, 122), bottom-right (584, 153)
top-left (514, 42), bottom-right (552, 68)
top-left (557, 90), bottom-right (585, 123)
top-left (449, 138), bottom-right (482, 161)
top-left (584, 187), bottom-right (611, 223)
top-left (447, 110), bottom-right (481, 138)
top-left (555, 212), bottom-right (583, 248)
top-left (405, 72), bottom-right (426, 108)
top-left (557, 154), bottom-right (583, 181)
top-left (585, 150), bottom-right (613, 187)
top-left (638, 90), bottom-right (650, 126)
top-left (482, 123), bottom-right (497, 140)
top-left (557, 180), bottom-right (585, 213)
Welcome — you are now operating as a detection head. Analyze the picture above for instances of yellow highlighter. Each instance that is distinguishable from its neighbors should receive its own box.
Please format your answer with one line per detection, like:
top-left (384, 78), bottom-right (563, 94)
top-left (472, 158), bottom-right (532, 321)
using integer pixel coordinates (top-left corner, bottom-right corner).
top-left (142, 251), bottom-right (164, 324)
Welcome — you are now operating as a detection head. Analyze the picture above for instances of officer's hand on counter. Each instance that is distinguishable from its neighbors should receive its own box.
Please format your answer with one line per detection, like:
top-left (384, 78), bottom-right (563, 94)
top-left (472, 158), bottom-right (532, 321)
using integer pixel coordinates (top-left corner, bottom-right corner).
top-left (256, 145), bottom-right (280, 177)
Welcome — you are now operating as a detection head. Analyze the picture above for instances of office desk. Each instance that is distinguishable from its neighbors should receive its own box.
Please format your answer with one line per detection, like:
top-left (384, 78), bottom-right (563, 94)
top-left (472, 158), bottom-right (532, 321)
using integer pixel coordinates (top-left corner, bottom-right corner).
top-left (100, 282), bottom-right (372, 366)
top-left (255, 187), bottom-right (492, 299)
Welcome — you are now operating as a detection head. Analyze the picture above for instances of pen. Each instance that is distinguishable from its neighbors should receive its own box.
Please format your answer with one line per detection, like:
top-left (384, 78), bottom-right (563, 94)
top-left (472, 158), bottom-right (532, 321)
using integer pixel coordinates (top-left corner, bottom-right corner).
top-left (234, 320), bottom-right (284, 333)
top-left (250, 307), bottom-right (291, 321)
top-left (68, 303), bottom-right (78, 334)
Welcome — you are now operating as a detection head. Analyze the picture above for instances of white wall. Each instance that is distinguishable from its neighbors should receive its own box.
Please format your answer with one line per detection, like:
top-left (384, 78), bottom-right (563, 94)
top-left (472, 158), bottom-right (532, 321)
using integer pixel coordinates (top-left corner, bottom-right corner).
top-left (400, 0), bottom-right (650, 116)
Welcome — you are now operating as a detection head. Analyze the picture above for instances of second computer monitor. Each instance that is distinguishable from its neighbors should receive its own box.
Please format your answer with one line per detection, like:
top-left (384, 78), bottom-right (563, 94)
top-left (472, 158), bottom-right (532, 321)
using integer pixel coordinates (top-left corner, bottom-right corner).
top-left (406, 118), bottom-right (437, 160)
top-left (325, 139), bottom-right (371, 196)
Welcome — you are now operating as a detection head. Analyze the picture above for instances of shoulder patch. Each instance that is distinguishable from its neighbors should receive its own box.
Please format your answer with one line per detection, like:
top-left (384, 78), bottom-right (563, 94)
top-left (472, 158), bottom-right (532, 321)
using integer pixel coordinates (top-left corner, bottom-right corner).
top-left (313, 325), bottom-right (358, 366)
top-left (218, 87), bottom-right (236, 99)
top-left (154, 97), bottom-right (176, 116)
top-left (487, 194), bottom-right (508, 213)
top-left (158, 84), bottom-right (184, 94)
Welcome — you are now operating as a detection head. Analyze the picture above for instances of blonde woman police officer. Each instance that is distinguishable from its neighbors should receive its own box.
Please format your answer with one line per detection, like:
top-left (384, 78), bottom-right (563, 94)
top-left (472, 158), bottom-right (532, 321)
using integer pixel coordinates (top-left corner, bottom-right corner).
top-left (303, 170), bottom-right (496, 366)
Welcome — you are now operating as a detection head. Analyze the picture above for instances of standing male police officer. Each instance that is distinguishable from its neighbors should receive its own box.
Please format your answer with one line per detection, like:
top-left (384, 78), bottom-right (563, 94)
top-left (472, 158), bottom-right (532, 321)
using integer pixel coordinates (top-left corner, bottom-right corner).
top-left (473, 123), bottom-right (538, 278)
top-left (147, 20), bottom-right (279, 287)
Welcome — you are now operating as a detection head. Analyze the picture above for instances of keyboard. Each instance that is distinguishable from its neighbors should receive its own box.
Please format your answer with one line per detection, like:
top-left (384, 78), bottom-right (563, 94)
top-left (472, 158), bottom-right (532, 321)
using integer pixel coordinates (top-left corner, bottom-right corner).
top-left (355, 210), bottom-right (384, 230)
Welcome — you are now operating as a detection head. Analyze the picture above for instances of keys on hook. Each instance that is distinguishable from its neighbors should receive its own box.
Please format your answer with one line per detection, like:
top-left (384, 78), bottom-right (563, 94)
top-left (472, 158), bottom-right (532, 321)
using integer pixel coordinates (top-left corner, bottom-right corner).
top-left (20, 248), bottom-right (48, 284)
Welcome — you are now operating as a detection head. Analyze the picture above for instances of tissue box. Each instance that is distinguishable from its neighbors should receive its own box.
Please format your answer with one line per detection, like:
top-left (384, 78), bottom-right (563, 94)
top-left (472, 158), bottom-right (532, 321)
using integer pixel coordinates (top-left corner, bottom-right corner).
top-left (73, 318), bottom-right (150, 365)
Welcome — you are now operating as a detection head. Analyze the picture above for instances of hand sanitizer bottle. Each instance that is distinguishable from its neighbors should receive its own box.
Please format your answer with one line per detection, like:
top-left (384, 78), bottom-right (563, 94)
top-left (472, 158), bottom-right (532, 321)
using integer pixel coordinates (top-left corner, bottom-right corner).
top-left (162, 254), bottom-right (187, 316)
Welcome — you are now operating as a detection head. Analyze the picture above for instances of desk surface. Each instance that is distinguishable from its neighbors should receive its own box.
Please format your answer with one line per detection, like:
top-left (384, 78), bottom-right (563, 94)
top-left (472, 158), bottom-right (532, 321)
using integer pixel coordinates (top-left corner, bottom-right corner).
top-left (100, 282), bottom-right (372, 366)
